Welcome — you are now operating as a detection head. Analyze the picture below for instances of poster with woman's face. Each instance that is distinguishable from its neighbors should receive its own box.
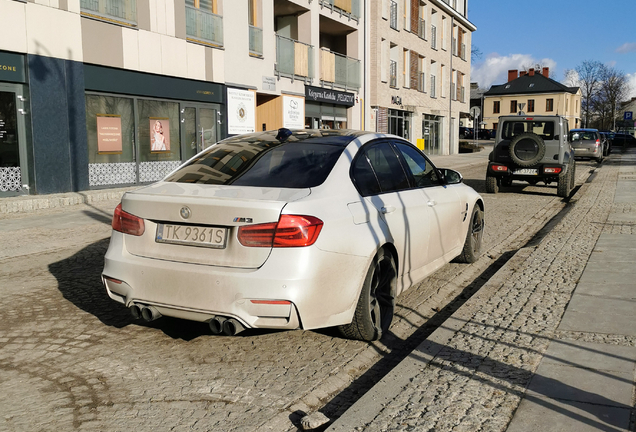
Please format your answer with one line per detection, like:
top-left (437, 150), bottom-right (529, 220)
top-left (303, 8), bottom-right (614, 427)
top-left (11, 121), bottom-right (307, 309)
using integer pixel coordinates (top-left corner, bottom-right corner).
top-left (150, 118), bottom-right (170, 152)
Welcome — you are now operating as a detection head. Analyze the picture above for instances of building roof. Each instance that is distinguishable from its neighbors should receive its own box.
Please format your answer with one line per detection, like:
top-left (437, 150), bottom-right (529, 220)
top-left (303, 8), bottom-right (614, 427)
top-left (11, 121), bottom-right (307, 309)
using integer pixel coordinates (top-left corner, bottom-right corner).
top-left (485, 73), bottom-right (579, 97)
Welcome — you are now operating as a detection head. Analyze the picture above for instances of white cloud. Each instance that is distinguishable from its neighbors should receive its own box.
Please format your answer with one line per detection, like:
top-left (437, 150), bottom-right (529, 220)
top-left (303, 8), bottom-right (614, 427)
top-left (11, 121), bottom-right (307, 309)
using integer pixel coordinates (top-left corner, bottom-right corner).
top-left (617, 43), bottom-right (636, 54)
top-left (471, 53), bottom-right (557, 90)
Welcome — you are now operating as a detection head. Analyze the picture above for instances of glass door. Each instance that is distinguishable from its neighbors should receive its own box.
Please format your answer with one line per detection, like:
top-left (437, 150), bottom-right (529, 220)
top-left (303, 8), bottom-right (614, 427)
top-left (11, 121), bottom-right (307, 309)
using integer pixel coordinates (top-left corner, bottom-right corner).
top-left (0, 83), bottom-right (29, 196)
top-left (181, 104), bottom-right (222, 161)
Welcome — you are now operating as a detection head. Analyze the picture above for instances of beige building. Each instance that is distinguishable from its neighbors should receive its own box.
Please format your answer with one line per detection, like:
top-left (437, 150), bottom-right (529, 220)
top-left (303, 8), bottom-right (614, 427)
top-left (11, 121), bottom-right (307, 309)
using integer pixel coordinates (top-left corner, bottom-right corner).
top-left (0, 0), bottom-right (365, 196)
top-left (483, 68), bottom-right (582, 131)
top-left (368, 0), bottom-right (475, 155)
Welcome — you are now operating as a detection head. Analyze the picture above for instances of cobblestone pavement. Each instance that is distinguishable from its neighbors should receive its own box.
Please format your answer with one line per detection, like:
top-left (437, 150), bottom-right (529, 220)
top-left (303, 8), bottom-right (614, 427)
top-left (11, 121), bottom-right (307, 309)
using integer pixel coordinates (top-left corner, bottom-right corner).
top-left (328, 150), bottom-right (633, 431)
top-left (0, 154), bottom-right (597, 432)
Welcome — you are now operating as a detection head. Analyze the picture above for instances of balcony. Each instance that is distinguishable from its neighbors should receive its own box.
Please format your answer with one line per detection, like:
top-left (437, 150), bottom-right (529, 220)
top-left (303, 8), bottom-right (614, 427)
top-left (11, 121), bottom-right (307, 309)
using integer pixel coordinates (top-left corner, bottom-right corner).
top-left (319, 0), bottom-right (361, 21)
top-left (80, 0), bottom-right (136, 25)
top-left (320, 49), bottom-right (361, 90)
top-left (249, 25), bottom-right (263, 56)
top-left (186, 7), bottom-right (223, 47)
top-left (389, 60), bottom-right (397, 88)
top-left (276, 35), bottom-right (314, 82)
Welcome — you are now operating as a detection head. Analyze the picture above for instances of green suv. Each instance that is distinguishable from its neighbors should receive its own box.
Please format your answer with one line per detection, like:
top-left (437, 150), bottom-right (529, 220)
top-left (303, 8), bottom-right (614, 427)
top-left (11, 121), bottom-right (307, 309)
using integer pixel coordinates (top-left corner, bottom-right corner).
top-left (486, 115), bottom-right (576, 197)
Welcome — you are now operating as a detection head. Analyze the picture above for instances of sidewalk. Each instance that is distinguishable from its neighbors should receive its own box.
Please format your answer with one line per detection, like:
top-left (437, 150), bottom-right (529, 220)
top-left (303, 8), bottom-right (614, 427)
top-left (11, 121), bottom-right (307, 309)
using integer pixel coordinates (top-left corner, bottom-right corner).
top-left (328, 148), bottom-right (636, 431)
top-left (0, 145), bottom-right (492, 217)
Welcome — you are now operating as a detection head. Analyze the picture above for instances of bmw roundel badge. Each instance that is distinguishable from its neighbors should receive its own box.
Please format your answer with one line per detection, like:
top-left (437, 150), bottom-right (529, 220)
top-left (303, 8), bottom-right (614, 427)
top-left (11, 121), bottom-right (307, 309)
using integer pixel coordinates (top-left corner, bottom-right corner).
top-left (180, 206), bottom-right (191, 219)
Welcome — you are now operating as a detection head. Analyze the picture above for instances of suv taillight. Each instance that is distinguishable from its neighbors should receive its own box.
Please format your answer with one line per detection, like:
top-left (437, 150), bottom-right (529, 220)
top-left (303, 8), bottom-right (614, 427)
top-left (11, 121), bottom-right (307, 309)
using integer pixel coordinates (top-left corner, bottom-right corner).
top-left (112, 203), bottom-right (145, 236)
top-left (238, 215), bottom-right (323, 247)
top-left (595, 139), bottom-right (600, 147)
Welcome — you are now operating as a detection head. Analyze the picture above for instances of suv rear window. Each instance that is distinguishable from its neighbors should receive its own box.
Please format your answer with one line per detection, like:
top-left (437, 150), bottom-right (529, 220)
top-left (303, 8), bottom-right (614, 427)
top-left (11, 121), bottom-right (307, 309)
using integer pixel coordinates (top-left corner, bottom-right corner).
top-left (501, 120), bottom-right (555, 140)
top-left (164, 138), bottom-right (345, 188)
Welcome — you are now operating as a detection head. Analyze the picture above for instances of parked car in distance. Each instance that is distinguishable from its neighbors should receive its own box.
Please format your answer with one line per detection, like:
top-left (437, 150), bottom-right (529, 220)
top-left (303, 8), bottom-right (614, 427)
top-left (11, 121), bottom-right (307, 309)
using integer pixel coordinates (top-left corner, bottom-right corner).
top-left (569, 128), bottom-right (604, 163)
top-left (486, 115), bottom-right (576, 197)
top-left (613, 133), bottom-right (636, 147)
top-left (599, 131), bottom-right (612, 156)
top-left (103, 129), bottom-right (485, 342)
top-left (459, 126), bottom-right (472, 139)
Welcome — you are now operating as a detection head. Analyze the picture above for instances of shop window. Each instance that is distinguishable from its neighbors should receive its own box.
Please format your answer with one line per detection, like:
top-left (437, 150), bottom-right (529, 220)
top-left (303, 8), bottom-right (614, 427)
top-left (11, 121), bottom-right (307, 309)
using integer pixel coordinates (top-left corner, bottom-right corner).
top-left (85, 94), bottom-right (137, 186)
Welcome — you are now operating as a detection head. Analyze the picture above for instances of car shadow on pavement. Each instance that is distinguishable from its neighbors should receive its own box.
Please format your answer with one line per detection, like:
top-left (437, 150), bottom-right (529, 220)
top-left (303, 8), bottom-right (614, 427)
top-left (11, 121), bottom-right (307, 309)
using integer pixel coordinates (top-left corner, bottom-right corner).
top-left (49, 238), bottom-right (225, 341)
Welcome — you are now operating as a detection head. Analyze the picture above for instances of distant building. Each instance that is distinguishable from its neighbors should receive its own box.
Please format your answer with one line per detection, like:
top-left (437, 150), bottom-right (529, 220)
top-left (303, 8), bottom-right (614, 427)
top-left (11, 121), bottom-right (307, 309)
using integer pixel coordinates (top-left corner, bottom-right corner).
top-left (482, 68), bottom-right (582, 131)
top-left (618, 97), bottom-right (636, 134)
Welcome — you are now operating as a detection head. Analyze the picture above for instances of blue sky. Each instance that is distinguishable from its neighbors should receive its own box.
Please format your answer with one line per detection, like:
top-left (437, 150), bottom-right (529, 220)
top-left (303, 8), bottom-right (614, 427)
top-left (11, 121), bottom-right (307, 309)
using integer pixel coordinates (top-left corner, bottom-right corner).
top-left (467, 0), bottom-right (636, 98)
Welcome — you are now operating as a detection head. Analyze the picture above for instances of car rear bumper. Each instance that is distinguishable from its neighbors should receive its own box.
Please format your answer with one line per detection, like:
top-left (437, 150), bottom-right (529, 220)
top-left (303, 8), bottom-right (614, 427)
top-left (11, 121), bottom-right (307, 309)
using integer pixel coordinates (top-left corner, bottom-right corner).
top-left (487, 162), bottom-right (566, 179)
top-left (573, 147), bottom-right (602, 158)
top-left (102, 231), bottom-right (369, 331)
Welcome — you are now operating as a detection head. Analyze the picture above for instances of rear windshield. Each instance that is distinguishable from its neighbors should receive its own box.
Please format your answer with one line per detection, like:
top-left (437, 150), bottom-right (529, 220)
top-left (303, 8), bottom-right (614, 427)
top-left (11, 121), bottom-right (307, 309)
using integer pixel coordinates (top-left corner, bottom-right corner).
top-left (164, 136), bottom-right (345, 188)
top-left (501, 120), bottom-right (555, 140)
top-left (569, 131), bottom-right (597, 141)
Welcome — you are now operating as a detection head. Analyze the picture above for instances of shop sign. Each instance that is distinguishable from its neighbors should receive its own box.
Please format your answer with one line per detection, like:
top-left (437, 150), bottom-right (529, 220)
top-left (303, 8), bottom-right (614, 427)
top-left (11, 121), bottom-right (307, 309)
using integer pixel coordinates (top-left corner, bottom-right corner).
top-left (391, 96), bottom-right (403, 106)
top-left (262, 76), bottom-right (276, 91)
top-left (0, 52), bottom-right (26, 83)
top-left (305, 85), bottom-right (355, 107)
top-left (96, 115), bottom-right (123, 153)
top-left (283, 96), bottom-right (304, 129)
top-left (227, 88), bottom-right (255, 134)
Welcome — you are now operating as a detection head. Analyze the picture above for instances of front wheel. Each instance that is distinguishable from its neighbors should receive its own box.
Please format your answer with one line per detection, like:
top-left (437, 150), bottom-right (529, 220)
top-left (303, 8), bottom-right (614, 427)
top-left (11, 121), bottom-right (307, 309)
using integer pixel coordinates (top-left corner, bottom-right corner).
top-left (456, 205), bottom-right (484, 263)
top-left (338, 249), bottom-right (397, 341)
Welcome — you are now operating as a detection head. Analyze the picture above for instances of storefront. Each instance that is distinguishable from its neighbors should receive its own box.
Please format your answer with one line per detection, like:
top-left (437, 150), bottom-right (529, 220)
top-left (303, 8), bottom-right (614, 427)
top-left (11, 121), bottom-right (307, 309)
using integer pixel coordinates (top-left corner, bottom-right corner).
top-left (84, 65), bottom-right (225, 189)
top-left (422, 114), bottom-right (444, 155)
top-left (0, 51), bottom-right (31, 197)
top-left (304, 85), bottom-right (354, 129)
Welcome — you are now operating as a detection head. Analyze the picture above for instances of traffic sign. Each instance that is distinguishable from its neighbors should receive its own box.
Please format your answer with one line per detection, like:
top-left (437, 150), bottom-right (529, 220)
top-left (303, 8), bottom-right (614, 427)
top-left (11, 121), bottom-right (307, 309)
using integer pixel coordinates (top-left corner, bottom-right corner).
top-left (470, 106), bottom-right (481, 119)
top-left (625, 112), bottom-right (633, 120)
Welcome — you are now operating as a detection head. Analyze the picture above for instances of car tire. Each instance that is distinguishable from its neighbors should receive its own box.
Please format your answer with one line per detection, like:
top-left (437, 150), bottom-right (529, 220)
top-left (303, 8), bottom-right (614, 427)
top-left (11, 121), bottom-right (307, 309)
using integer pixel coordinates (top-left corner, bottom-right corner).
top-left (570, 162), bottom-right (576, 190)
top-left (456, 205), bottom-right (484, 264)
top-left (485, 175), bottom-right (499, 193)
top-left (339, 248), bottom-right (397, 341)
top-left (508, 132), bottom-right (546, 167)
top-left (557, 165), bottom-right (571, 198)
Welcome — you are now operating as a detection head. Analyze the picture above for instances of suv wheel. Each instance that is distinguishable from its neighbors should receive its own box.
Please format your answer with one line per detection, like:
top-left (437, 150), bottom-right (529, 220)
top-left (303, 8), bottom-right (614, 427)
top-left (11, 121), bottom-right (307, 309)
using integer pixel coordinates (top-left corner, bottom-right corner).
top-left (486, 175), bottom-right (499, 194)
top-left (557, 165), bottom-right (572, 198)
top-left (508, 133), bottom-right (546, 167)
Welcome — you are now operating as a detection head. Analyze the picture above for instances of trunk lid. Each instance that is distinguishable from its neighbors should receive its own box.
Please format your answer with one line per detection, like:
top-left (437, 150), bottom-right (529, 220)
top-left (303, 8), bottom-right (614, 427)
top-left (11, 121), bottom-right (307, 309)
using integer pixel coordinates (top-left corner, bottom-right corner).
top-left (121, 182), bottom-right (310, 269)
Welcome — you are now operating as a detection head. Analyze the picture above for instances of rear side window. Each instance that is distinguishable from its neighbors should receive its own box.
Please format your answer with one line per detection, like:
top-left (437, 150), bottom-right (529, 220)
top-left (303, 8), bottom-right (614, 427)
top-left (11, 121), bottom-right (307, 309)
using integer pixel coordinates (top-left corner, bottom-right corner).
top-left (502, 121), bottom-right (555, 140)
top-left (351, 141), bottom-right (410, 196)
top-left (165, 141), bottom-right (345, 188)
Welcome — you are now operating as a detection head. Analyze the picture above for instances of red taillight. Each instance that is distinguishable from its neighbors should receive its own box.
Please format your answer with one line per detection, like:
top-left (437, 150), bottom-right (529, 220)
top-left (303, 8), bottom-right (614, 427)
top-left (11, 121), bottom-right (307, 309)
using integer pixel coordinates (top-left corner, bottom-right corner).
top-left (238, 214), bottom-right (323, 248)
top-left (112, 203), bottom-right (145, 236)
top-left (492, 165), bottom-right (508, 172)
top-left (250, 300), bottom-right (292, 305)
top-left (544, 167), bottom-right (562, 174)
top-left (595, 139), bottom-right (600, 147)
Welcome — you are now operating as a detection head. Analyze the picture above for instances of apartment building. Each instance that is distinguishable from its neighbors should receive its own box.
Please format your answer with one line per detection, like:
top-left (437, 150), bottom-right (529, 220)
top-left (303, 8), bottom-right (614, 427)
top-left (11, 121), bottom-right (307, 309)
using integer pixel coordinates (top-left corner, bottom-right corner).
top-left (0, 0), bottom-right (364, 196)
top-left (368, 0), bottom-right (475, 155)
top-left (482, 68), bottom-right (582, 131)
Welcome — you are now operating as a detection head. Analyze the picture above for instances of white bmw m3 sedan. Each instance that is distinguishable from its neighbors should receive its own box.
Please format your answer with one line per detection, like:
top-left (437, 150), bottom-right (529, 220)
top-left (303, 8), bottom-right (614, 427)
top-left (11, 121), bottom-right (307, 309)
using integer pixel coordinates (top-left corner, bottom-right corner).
top-left (102, 129), bottom-right (484, 341)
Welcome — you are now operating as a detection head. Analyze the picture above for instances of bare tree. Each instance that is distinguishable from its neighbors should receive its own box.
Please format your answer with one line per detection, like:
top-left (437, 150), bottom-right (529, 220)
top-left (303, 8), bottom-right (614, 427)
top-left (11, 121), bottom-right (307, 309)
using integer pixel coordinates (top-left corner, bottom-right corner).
top-left (575, 60), bottom-right (604, 128)
top-left (595, 66), bottom-right (630, 131)
top-left (471, 46), bottom-right (482, 63)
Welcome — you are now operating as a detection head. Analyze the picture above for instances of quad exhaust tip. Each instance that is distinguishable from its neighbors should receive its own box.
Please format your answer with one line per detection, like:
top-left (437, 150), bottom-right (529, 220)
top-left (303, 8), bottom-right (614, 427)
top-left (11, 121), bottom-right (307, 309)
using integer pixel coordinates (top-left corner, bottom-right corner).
top-left (130, 304), bottom-right (162, 322)
top-left (209, 316), bottom-right (245, 336)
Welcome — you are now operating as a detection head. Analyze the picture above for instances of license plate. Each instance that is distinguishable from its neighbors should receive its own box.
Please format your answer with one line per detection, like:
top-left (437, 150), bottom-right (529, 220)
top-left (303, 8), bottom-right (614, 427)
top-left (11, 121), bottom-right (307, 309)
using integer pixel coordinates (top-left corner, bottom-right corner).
top-left (513, 168), bottom-right (538, 175)
top-left (156, 224), bottom-right (227, 249)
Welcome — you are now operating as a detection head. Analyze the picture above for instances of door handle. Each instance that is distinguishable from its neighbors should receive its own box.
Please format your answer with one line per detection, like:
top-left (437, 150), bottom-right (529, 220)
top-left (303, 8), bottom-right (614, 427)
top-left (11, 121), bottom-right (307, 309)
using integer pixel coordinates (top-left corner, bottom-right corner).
top-left (427, 200), bottom-right (437, 207)
top-left (381, 206), bottom-right (396, 214)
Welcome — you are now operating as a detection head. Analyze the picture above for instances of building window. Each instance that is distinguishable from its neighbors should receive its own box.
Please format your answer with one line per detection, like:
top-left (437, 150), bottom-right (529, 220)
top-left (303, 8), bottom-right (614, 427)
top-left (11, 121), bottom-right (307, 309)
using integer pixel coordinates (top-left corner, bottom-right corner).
top-left (186, 0), bottom-right (223, 46)
top-left (528, 99), bottom-right (534, 112)
top-left (390, 0), bottom-right (398, 29)
top-left (546, 98), bottom-right (554, 112)
top-left (80, 0), bottom-right (137, 25)
top-left (388, 109), bottom-right (411, 140)
top-left (248, 0), bottom-right (262, 56)
top-left (403, 49), bottom-right (409, 88)
top-left (510, 100), bottom-right (517, 114)
top-left (418, 56), bottom-right (426, 92)
top-left (390, 60), bottom-right (398, 88)
top-left (493, 101), bottom-right (500, 114)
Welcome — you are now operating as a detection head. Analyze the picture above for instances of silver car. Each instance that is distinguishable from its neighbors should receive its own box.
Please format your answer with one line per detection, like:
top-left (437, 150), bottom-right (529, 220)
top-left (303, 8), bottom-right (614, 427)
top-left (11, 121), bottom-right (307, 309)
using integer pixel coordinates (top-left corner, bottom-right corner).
top-left (569, 128), bottom-right (603, 163)
top-left (102, 129), bottom-right (484, 341)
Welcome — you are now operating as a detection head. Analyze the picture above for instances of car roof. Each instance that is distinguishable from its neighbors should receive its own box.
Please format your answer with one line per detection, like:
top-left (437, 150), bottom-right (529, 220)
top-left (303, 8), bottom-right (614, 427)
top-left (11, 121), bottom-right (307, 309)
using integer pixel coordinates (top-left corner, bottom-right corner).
top-left (570, 128), bottom-right (598, 132)
top-left (218, 128), bottom-right (369, 147)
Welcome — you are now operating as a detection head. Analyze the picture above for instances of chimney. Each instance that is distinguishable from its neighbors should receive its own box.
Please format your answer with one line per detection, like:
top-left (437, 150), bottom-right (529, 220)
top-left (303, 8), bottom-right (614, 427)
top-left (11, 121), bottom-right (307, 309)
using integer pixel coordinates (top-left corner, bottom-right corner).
top-left (520, 71), bottom-right (527, 77)
top-left (542, 67), bottom-right (549, 77)
top-left (529, 68), bottom-right (535, 76)
top-left (508, 70), bottom-right (518, 82)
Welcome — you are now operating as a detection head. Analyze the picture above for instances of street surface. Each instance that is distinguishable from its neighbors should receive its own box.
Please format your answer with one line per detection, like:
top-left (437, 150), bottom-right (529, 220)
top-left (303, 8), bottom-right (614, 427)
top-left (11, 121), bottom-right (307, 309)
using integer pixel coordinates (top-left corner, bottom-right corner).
top-left (0, 153), bottom-right (599, 431)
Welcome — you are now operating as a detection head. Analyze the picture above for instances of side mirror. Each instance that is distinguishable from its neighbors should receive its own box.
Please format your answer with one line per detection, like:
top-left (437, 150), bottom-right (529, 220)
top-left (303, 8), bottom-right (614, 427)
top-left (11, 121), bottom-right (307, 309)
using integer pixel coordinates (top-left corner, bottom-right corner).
top-left (439, 168), bottom-right (463, 185)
